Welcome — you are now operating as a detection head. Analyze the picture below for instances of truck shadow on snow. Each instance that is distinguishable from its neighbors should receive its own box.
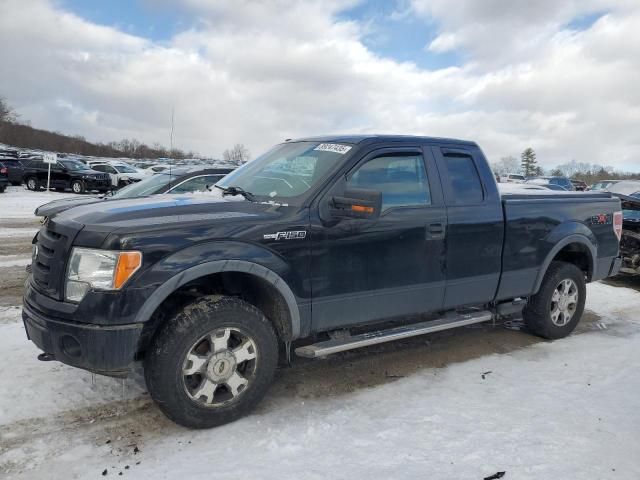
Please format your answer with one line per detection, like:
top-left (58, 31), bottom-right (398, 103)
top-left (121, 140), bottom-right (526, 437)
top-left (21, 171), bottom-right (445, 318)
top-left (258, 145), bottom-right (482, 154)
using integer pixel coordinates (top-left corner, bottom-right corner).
top-left (267, 311), bottom-right (603, 402)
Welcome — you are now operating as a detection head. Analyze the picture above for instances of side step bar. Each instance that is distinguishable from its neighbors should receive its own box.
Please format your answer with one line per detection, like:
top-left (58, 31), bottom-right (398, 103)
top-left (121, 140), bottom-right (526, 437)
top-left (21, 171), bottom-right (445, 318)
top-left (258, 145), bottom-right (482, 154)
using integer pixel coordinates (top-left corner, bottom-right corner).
top-left (295, 310), bottom-right (493, 358)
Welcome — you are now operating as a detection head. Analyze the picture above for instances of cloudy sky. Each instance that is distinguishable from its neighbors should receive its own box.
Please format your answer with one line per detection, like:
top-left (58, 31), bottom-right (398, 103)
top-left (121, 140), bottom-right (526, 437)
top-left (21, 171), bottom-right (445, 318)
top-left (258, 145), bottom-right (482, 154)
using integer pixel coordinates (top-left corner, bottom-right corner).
top-left (1, 0), bottom-right (639, 171)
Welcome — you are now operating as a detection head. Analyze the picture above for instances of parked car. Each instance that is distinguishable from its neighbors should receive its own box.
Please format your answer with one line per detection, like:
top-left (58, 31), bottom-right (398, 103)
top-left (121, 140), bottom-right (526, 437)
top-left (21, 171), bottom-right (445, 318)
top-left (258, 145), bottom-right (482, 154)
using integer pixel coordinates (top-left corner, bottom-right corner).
top-left (500, 173), bottom-right (526, 183)
top-left (23, 135), bottom-right (622, 429)
top-left (87, 161), bottom-right (146, 188)
top-left (145, 164), bottom-right (172, 174)
top-left (0, 157), bottom-right (25, 185)
top-left (570, 180), bottom-right (587, 191)
top-left (588, 180), bottom-right (621, 191)
top-left (23, 158), bottom-right (111, 193)
top-left (525, 176), bottom-right (573, 190)
top-left (0, 162), bottom-right (9, 193)
top-left (34, 167), bottom-right (235, 218)
top-left (603, 181), bottom-right (640, 275)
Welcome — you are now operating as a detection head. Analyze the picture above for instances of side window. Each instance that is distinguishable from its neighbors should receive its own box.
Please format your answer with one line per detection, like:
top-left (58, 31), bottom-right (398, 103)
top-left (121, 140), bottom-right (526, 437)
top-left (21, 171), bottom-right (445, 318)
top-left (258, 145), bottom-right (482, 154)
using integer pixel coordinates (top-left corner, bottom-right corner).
top-left (347, 154), bottom-right (431, 211)
top-left (104, 165), bottom-right (117, 174)
top-left (92, 165), bottom-right (105, 172)
top-left (170, 176), bottom-right (212, 193)
top-left (442, 153), bottom-right (484, 204)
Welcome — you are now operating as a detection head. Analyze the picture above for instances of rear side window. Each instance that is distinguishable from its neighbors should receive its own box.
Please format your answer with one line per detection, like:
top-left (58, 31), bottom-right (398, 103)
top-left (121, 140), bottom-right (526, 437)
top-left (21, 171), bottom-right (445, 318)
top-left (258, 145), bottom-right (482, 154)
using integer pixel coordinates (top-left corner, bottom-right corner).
top-left (27, 160), bottom-right (45, 169)
top-left (442, 153), bottom-right (484, 204)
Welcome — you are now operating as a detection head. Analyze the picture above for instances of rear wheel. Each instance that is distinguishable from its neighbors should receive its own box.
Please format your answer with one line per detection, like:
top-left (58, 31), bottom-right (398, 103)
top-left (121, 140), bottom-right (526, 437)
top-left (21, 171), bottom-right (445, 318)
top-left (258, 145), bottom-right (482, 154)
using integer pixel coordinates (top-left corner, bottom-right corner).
top-left (26, 177), bottom-right (39, 191)
top-left (523, 261), bottom-right (586, 339)
top-left (71, 180), bottom-right (85, 194)
top-left (0, 185), bottom-right (5, 193)
top-left (144, 296), bottom-right (278, 429)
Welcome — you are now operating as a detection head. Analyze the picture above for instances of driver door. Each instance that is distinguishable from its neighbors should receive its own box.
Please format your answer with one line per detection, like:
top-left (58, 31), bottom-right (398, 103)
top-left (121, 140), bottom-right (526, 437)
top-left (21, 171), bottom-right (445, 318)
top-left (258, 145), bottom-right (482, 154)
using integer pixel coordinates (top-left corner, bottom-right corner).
top-left (309, 147), bottom-right (447, 331)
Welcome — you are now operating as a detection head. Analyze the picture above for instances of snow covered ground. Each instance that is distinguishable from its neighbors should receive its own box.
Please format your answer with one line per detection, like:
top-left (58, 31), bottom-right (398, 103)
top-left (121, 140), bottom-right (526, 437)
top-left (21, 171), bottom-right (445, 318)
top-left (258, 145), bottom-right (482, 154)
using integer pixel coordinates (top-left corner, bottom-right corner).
top-left (0, 186), bottom-right (76, 219)
top-left (0, 188), bottom-right (639, 479)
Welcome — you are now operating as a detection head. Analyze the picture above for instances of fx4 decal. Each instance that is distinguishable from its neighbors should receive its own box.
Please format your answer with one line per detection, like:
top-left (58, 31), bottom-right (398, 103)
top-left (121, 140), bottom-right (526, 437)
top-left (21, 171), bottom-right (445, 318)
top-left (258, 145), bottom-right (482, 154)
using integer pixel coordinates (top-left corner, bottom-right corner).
top-left (263, 231), bottom-right (307, 241)
top-left (591, 213), bottom-right (612, 225)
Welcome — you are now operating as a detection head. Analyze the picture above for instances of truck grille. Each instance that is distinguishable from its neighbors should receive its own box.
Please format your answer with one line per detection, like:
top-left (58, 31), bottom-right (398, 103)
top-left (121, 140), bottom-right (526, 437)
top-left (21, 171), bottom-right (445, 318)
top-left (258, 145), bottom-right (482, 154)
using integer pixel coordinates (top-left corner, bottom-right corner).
top-left (31, 223), bottom-right (74, 300)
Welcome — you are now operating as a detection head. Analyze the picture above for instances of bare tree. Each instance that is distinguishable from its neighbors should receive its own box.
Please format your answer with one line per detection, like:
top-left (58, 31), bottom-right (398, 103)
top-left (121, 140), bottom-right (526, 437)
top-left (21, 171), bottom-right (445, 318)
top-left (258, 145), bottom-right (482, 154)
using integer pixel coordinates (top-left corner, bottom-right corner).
top-left (491, 156), bottom-right (521, 176)
top-left (223, 144), bottom-right (250, 165)
top-left (0, 96), bottom-right (18, 123)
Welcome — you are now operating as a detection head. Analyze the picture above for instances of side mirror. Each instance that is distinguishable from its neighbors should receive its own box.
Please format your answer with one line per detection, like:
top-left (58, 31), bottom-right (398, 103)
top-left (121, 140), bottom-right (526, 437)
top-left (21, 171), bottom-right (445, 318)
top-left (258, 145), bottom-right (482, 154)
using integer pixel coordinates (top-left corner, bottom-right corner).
top-left (330, 188), bottom-right (382, 220)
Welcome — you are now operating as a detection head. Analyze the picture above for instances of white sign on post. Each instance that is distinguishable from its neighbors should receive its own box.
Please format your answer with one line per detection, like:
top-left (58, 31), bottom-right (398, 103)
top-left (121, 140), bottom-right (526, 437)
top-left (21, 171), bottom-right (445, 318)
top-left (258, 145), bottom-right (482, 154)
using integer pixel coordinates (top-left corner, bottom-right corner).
top-left (43, 153), bottom-right (57, 191)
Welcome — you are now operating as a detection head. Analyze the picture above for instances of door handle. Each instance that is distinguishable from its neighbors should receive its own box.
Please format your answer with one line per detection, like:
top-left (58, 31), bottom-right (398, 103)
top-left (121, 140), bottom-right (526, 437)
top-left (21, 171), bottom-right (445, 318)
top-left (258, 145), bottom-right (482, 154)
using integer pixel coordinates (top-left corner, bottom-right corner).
top-left (426, 223), bottom-right (445, 239)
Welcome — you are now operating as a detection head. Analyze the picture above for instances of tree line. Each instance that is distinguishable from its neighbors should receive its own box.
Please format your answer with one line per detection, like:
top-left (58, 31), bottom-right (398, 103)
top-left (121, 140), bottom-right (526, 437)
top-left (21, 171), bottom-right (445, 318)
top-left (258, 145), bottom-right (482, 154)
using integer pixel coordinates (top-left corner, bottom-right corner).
top-left (492, 147), bottom-right (640, 183)
top-left (0, 95), bottom-right (250, 164)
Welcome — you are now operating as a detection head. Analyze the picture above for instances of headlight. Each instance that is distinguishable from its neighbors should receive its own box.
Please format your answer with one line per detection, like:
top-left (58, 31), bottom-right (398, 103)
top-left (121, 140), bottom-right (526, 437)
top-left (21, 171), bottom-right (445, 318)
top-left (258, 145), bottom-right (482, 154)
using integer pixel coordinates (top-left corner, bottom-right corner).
top-left (65, 248), bottom-right (142, 302)
top-left (82, 174), bottom-right (94, 179)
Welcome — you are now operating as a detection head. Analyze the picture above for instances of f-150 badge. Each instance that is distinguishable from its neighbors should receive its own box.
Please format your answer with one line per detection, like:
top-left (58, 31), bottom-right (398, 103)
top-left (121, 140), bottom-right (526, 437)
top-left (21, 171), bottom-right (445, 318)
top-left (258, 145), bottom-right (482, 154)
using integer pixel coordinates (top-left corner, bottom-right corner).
top-left (263, 231), bottom-right (307, 240)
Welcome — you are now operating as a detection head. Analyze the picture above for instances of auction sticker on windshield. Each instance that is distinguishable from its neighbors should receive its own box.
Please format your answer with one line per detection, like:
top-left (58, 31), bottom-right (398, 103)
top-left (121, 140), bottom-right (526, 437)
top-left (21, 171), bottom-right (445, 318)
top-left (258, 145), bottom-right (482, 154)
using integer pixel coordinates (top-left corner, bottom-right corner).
top-left (314, 143), bottom-right (352, 154)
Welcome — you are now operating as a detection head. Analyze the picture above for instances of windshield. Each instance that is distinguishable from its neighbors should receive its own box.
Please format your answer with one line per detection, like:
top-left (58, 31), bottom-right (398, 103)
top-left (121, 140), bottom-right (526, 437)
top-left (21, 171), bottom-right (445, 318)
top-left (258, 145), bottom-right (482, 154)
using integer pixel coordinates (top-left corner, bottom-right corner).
top-left (216, 141), bottom-right (352, 203)
top-left (60, 160), bottom-right (88, 171)
top-left (112, 172), bottom-right (177, 198)
top-left (113, 164), bottom-right (138, 173)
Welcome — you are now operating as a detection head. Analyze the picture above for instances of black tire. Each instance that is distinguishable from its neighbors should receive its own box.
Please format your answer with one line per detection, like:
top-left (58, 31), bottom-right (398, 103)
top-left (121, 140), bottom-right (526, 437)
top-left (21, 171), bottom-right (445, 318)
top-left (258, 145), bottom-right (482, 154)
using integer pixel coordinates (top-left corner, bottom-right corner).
top-left (523, 261), bottom-right (586, 339)
top-left (144, 296), bottom-right (278, 429)
top-left (71, 180), bottom-right (85, 194)
top-left (0, 186), bottom-right (5, 193)
top-left (26, 177), bottom-right (40, 191)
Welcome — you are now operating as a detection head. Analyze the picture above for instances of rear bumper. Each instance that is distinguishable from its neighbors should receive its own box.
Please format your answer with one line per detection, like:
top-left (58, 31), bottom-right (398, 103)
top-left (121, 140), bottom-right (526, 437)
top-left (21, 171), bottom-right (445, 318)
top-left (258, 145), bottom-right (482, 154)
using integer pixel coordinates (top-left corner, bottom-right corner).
top-left (592, 255), bottom-right (621, 281)
top-left (22, 298), bottom-right (142, 377)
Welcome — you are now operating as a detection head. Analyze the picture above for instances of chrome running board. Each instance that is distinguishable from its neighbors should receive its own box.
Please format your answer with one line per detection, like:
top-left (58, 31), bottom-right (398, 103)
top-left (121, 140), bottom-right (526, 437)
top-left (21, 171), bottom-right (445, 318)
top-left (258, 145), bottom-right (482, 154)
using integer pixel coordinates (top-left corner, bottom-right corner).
top-left (295, 310), bottom-right (493, 358)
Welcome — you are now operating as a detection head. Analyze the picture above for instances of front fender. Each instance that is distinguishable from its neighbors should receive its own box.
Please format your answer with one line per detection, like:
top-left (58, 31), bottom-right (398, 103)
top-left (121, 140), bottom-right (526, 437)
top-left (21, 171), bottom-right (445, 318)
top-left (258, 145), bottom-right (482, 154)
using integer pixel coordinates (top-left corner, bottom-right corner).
top-left (134, 259), bottom-right (301, 339)
top-left (132, 241), bottom-right (302, 339)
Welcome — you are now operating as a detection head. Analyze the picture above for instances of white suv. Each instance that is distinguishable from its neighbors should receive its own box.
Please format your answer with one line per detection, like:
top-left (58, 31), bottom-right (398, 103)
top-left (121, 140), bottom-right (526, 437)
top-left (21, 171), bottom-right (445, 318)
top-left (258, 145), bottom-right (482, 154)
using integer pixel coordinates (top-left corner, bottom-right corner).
top-left (88, 162), bottom-right (146, 188)
top-left (501, 173), bottom-right (526, 183)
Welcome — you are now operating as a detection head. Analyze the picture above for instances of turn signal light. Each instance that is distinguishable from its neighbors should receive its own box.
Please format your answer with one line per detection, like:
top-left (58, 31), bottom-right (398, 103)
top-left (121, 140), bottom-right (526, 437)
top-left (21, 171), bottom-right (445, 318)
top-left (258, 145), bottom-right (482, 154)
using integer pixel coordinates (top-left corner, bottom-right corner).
top-left (352, 205), bottom-right (374, 214)
top-left (114, 251), bottom-right (142, 289)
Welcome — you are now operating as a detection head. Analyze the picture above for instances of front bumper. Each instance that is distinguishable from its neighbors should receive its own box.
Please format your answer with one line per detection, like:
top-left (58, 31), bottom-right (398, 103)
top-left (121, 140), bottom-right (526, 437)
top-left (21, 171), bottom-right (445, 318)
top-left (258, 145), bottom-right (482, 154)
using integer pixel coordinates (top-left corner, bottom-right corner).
top-left (83, 178), bottom-right (111, 190)
top-left (23, 296), bottom-right (143, 377)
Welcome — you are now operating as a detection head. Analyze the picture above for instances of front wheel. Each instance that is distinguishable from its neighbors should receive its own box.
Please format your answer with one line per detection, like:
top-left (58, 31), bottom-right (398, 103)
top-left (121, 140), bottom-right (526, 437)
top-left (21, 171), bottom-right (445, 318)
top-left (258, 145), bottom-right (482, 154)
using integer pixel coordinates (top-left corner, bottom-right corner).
top-left (144, 296), bottom-right (278, 429)
top-left (523, 261), bottom-right (586, 339)
top-left (71, 180), bottom-right (85, 194)
top-left (26, 177), bottom-right (40, 191)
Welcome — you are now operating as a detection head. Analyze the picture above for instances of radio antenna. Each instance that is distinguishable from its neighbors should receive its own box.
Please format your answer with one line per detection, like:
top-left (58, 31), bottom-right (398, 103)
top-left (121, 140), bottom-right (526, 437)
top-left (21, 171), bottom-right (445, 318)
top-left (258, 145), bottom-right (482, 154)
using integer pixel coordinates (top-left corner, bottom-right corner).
top-left (169, 107), bottom-right (174, 187)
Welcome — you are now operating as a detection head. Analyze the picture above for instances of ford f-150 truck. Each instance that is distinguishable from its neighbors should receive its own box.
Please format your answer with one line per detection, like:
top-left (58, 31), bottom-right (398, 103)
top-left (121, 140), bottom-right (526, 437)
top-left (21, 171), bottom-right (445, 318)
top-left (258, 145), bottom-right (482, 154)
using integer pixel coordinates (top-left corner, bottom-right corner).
top-left (22, 135), bottom-right (622, 428)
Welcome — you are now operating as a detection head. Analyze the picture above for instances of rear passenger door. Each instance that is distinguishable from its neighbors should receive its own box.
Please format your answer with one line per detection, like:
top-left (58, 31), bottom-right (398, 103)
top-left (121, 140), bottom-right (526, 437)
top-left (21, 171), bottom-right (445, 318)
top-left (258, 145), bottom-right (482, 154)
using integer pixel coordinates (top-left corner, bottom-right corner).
top-left (432, 145), bottom-right (503, 308)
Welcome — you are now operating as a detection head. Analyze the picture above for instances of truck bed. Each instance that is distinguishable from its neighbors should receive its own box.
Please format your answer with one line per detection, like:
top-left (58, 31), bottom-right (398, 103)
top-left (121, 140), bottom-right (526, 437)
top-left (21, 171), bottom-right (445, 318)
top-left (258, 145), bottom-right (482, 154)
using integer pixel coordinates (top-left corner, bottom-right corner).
top-left (497, 190), bottom-right (620, 300)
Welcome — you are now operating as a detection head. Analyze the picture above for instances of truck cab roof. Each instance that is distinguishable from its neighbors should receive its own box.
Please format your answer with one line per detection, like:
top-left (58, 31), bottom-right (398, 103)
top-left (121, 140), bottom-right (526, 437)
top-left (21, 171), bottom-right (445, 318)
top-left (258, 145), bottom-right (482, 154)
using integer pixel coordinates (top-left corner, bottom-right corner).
top-left (289, 134), bottom-right (477, 146)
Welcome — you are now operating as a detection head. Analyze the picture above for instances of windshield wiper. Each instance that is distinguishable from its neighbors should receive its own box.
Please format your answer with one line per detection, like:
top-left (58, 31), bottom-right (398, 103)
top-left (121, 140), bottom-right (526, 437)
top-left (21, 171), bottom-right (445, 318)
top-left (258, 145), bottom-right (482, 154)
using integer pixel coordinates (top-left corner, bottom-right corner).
top-left (214, 185), bottom-right (256, 202)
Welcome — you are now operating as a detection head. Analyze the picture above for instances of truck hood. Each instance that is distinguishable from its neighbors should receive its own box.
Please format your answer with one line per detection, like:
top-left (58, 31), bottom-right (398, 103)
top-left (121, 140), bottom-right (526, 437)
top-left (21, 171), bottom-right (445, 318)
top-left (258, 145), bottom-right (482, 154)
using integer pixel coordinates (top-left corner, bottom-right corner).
top-left (35, 195), bottom-right (104, 217)
top-left (52, 191), bottom-right (278, 233)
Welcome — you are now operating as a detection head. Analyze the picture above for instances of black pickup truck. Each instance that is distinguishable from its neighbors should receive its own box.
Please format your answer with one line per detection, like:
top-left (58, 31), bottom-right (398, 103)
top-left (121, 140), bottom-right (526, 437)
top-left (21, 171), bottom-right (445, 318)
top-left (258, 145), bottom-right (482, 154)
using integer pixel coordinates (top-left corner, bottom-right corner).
top-left (23, 135), bottom-right (622, 428)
